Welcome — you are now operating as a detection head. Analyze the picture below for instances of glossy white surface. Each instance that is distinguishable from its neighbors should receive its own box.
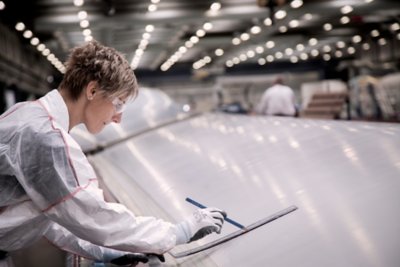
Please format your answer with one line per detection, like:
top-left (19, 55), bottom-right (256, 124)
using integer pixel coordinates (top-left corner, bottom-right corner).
top-left (89, 113), bottom-right (400, 266)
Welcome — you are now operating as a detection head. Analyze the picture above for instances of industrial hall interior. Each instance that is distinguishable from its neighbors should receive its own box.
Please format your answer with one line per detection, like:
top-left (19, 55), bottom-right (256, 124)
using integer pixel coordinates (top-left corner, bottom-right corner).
top-left (0, 0), bottom-right (400, 267)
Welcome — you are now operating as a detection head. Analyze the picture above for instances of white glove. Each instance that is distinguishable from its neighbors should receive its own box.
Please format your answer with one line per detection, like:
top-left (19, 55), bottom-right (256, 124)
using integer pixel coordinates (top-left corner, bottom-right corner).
top-left (175, 207), bottom-right (226, 244)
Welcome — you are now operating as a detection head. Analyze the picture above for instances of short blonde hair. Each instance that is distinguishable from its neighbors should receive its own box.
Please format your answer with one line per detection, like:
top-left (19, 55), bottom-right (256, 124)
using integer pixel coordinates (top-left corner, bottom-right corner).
top-left (59, 40), bottom-right (138, 101)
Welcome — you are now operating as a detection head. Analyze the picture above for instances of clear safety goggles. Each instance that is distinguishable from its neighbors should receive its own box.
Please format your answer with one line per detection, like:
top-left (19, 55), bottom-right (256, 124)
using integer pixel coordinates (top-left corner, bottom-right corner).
top-left (111, 97), bottom-right (128, 113)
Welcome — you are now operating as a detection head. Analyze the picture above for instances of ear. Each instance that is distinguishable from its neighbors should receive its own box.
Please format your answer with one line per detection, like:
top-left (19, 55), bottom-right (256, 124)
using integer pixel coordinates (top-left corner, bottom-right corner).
top-left (86, 81), bottom-right (97, 100)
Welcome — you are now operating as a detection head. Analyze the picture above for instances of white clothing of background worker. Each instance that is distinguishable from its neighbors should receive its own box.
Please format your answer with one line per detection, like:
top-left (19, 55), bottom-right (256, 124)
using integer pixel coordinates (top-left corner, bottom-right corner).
top-left (256, 77), bottom-right (297, 116)
top-left (0, 41), bottom-right (226, 267)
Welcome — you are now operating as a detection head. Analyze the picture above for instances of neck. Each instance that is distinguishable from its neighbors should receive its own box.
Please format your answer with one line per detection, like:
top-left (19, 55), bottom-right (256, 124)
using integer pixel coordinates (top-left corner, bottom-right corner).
top-left (59, 89), bottom-right (85, 131)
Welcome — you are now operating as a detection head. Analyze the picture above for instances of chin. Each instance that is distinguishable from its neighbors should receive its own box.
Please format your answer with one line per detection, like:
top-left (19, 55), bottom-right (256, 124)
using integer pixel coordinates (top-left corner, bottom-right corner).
top-left (87, 125), bottom-right (104, 134)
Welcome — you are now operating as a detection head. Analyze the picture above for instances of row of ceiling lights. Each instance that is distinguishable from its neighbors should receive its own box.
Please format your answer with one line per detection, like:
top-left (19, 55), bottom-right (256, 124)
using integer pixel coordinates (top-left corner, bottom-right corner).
top-left (227, 30), bottom-right (400, 68)
top-left (131, 0), bottom-right (161, 70)
top-left (0, 1), bottom-right (65, 73)
top-left (193, 0), bottom-right (387, 71)
top-left (74, 0), bottom-right (94, 42)
top-left (223, 0), bottom-right (394, 69)
top-left (193, 0), bottom-right (305, 71)
top-left (16, 22), bottom-right (66, 73)
top-left (160, 2), bottom-right (221, 72)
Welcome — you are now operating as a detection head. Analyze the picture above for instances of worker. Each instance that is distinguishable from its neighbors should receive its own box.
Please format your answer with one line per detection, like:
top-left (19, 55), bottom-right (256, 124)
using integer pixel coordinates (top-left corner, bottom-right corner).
top-left (0, 40), bottom-right (226, 267)
top-left (256, 76), bottom-right (297, 116)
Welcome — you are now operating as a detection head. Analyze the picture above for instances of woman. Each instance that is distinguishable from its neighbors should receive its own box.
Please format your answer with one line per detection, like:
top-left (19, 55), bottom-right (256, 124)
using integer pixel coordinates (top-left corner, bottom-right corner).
top-left (0, 40), bottom-right (225, 266)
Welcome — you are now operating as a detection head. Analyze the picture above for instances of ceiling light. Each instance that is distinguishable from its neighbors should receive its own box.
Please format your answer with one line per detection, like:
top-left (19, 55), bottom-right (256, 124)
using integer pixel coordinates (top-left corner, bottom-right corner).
top-left (303, 13), bottom-right (313, 20)
top-left (390, 23), bottom-right (400, 31)
top-left (323, 54), bottom-right (331, 61)
top-left (296, 43), bottom-right (304, 51)
top-left (300, 53), bottom-right (308, 60)
top-left (266, 41), bottom-right (275, 49)
top-left (290, 56), bottom-right (298, 63)
top-left (232, 37), bottom-right (241, 45)
top-left (78, 11), bottom-right (87, 19)
top-left (258, 58), bottom-right (266, 65)
top-left (15, 22), bottom-right (25, 31)
top-left (362, 43), bottom-right (370, 50)
top-left (311, 49), bottom-right (319, 57)
top-left (309, 38), bottom-right (318, 46)
top-left (210, 2), bottom-right (221, 11)
top-left (196, 29), bottom-right (206, 37)
top-left (83, 29), bottom-right (91, 36)
top-left (185, 41), bottom-right (194, 48)
top-left (340, 16), bottom-right (350, 24)
top-left (352, 35), bottom-right (362, 43)
top-left (148, 4), bottom-right (157, 12)
top-left (23, 30), bottom-right (33, 39)
top-left (275, 10), bottom-right (287, 20)
top-left (188, 36), bottom-right (198, 44)
top-left (347, 47), bottom-right (355, 54)
top-left (47, 54), bottom-right (55, 61)
top-left (264, 18), bottom-right (272, 26)
top-left (142, 32), bottom-right (151, 39)
top-left (42, 48), bottom-right (50, 56)
top-left (336, 41), bottom-right (345, 48)
top-left (179, 46), bottom-right (187, 53)
top-left (256, 46), bottom-right (264, 54)
top-left (275, 52), bottom-right (283, 59)
top-left (30, 37), bottom-right (39, 46)
top-left (215, 48), bottom-right (224, 56)
top-left (203, 22), bottom-right (213, 31)
top-left (335, 50), bottom-right (343, 57)
top-left (266, 55), bottom-right (274, 62)
top-left (279, 26), bottom-right (288, 33)
top-left (146, 25), bottom-right (154, 32)
top-left (370, 29), bottom-right (379, 37)
top-left (378, 38), bottom-right (386, 46)
top-left (80, 20), bottom-right (89, 28)
top-left (289, 20), bottom-right (299, 28)
top-left (74, 0), bottom-right (84, 7)
top-left (285, 48), bottom-right (293, 56)
top-left (291, 0), bottom-right (303, 9)
top-left (323, 23), bottom-right (332, 31)
top-left (246, 50), bottom-right (255, 58)
top-left (341, 5), bottom-right (353, 14)
top-left (323, 45), bottom-right (331, 53)
top-left (37, 44), bottom-right (45, 51)
top-left (250, 26), bottom-right (261, 34)
top-left (0, 1), bottom-right (5, 10)
top-left (240, 33), bottom-right (250, 41)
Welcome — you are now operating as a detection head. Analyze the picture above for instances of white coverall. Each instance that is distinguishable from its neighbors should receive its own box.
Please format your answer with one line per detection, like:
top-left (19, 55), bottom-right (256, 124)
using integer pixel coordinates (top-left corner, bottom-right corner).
top-left (0, 90), bottom-right (184, 266)
top-left (256, 84), bottom-right (296, 116)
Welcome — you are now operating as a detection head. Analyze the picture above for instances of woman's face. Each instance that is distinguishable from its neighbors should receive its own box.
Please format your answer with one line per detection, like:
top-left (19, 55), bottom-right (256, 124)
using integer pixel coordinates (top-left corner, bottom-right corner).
top-left (83, 90), bottom-right (125, 134)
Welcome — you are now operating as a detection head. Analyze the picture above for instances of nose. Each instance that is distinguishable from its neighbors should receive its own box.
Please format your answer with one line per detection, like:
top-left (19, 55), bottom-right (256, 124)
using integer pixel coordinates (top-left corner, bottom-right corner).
top-left (112, 112), bottom-right (123, 123)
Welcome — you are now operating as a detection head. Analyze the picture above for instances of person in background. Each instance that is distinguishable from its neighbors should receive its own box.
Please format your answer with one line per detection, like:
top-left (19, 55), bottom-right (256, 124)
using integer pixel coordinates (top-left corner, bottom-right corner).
top-left (255, 76), bottom-right (297, 117)
top-left (0, 40), bottom-right (226, 267)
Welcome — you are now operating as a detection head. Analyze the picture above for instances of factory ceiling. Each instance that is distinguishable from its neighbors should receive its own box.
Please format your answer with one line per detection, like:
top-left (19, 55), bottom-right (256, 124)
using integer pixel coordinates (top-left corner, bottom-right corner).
top-left (1, 0), bottom-right (400, 77)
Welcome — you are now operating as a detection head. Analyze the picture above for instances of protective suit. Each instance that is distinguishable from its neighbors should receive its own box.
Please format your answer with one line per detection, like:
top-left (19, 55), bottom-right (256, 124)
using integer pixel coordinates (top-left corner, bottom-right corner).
top-left (0, 90), bottom-right (185, 264)
top-left (256, 83), bottom-right (297, 116)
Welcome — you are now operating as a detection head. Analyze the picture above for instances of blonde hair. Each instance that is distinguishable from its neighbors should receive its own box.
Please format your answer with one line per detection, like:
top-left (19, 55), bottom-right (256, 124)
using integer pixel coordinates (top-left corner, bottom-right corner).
top-left (59, 40), bottom-right (138, 101)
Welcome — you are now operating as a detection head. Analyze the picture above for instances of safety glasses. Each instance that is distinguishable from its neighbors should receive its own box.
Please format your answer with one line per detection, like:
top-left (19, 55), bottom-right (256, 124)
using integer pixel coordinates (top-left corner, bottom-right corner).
top-left (111, 97), bottom-right (128, 113)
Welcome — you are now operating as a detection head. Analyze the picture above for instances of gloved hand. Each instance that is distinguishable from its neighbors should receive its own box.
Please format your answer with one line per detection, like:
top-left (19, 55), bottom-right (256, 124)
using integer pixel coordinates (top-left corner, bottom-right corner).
top-left (176, 207), bottom-right (227, 243)
top-left (110, 253), bottom-right (148, 266)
